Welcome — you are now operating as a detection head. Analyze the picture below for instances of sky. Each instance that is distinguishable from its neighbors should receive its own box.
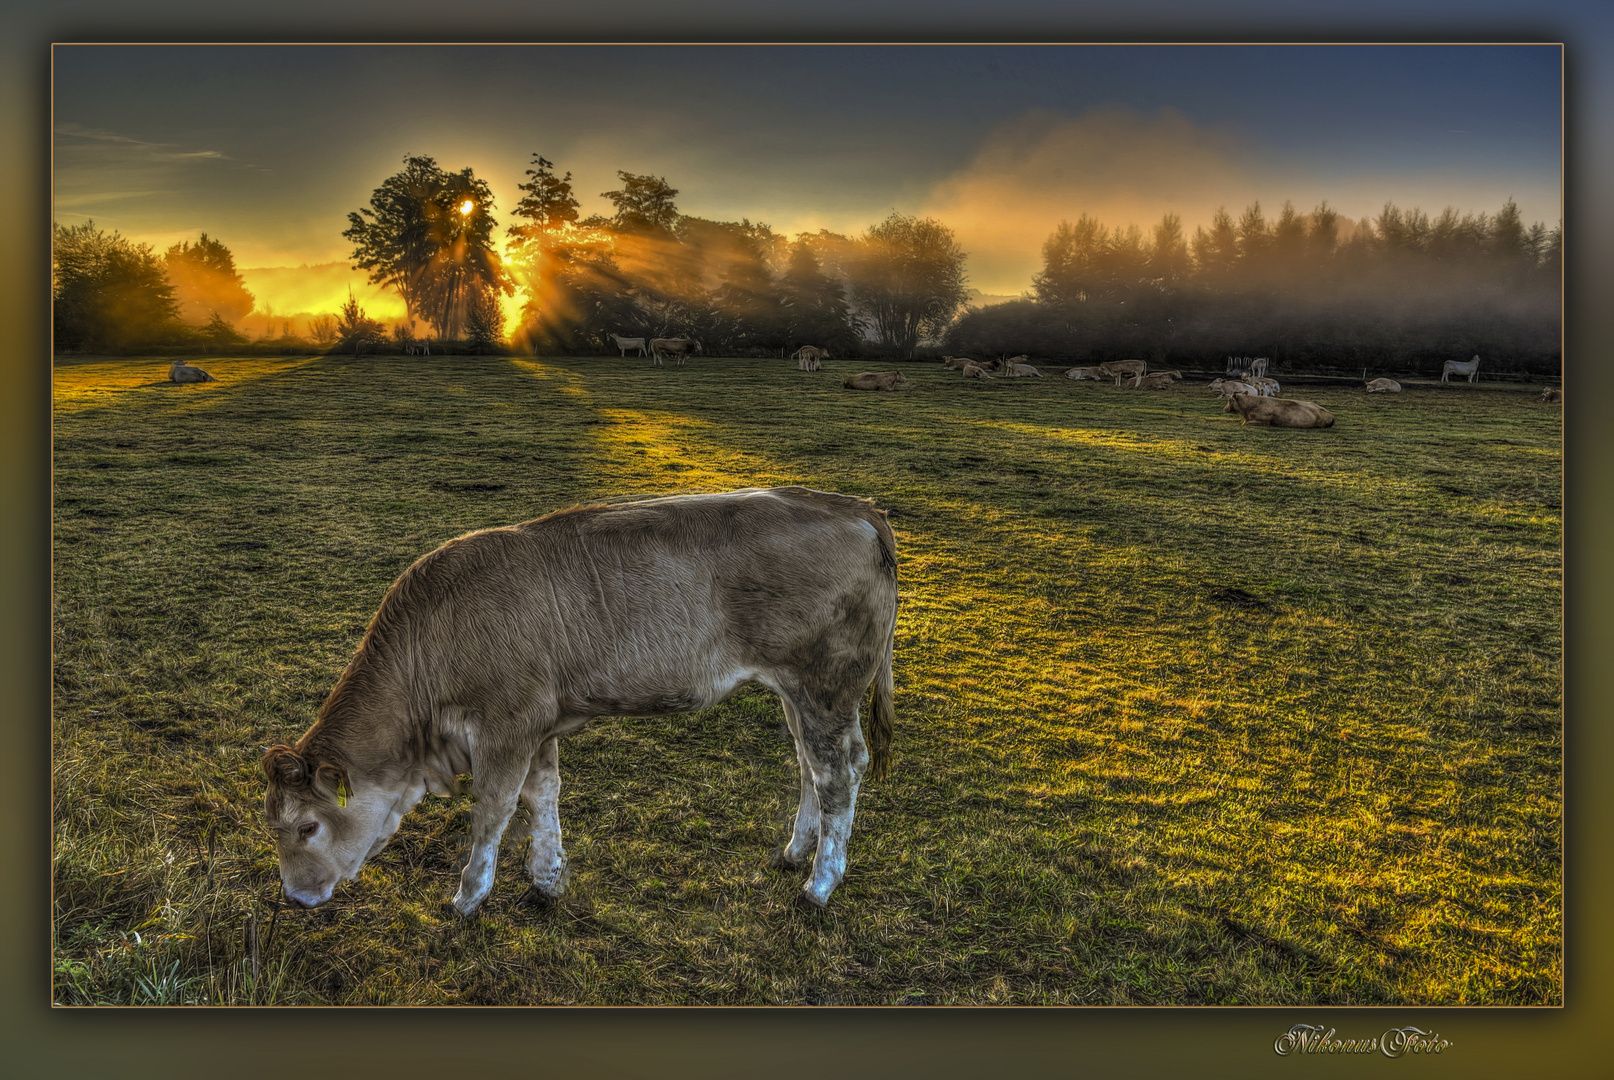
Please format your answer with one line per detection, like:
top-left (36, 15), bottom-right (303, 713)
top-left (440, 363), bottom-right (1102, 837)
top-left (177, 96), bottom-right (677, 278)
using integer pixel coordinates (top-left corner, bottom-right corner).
top-left (52, 43), bottom-right (1562, 314)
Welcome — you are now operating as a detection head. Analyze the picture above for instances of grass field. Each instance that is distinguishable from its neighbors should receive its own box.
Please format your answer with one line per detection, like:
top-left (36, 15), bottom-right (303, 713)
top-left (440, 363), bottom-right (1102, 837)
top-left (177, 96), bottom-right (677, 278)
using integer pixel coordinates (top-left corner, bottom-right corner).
top-left (51, 352), bottom-right (1562, 1006)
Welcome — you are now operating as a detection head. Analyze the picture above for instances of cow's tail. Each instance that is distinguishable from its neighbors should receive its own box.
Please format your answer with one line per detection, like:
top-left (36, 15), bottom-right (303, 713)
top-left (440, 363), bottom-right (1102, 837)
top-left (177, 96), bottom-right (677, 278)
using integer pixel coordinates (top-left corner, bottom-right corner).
top-left (869, 620), bottom-right (895, 782)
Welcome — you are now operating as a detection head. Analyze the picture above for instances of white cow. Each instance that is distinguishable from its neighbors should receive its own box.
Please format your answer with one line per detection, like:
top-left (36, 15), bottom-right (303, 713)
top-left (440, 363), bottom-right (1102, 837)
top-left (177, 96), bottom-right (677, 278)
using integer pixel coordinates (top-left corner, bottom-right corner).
top-left (610, 333), bottom-right (649, 358)
top-left (1441, 356), bottom-right (1480, 384)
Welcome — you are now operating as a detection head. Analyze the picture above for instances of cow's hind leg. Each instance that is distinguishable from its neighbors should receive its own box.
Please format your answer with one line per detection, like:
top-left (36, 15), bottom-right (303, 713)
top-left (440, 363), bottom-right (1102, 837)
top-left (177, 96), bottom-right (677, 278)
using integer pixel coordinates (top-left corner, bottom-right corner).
top-left (771, 697), bottom-right (821, 869)
top-left (797, 702), bottom-right (871, 907)
top-left (452, 737), bottom-right (530, 917)
top-left (520, 736), bottom-right (567, 900)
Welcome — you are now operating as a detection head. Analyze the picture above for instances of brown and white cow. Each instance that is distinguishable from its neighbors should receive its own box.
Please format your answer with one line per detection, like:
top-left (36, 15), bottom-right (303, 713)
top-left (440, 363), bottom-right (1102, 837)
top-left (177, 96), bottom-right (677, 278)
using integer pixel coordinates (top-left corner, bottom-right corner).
top-left (843, 371), bottom-right (908, 391)
top-left (263, 487), bottom-right (899, 915)
top-left (1226, 392), bottom-right (1335, 428)
top-left (1365, 378), bottom-right (1402, 393)
top-left (169, 361), bottom-right (218, 383)
top-left (792, 345), bottom-right (829, 369)
top-left (650, 337), bottom-right (702, 367)
top-left (1098, 359), bottom-right (1147, 385)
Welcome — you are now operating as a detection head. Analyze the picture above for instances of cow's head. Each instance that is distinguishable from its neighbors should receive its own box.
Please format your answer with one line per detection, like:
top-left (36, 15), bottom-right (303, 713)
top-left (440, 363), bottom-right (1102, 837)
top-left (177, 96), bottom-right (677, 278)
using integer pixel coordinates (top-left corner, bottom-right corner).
top-left (262, 745), bottom-right (394, 908)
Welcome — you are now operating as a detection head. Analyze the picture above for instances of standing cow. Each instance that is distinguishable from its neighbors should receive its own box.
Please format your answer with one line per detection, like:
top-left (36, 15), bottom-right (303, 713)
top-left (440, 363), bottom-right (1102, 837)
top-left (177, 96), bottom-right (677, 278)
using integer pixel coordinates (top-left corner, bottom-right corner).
top-left (263, 488), bottom-right (899, 914)
top-left (650, 337), bottom-right (702, 366)
top-left (1441, 355), bottom-right (1481, 384)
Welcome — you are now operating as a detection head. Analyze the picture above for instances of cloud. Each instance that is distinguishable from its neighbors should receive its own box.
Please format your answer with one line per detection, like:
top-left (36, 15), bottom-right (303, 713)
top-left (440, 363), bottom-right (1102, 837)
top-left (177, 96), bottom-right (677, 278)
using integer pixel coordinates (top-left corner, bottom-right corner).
top-left (921, 107), bottom-right (1274, 293)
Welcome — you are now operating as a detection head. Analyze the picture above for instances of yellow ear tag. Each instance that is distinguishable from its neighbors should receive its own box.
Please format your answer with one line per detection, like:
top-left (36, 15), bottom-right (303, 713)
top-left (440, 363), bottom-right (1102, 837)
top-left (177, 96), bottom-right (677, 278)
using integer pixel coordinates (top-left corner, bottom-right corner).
top-left (336, 777), bottom-right (349, 808)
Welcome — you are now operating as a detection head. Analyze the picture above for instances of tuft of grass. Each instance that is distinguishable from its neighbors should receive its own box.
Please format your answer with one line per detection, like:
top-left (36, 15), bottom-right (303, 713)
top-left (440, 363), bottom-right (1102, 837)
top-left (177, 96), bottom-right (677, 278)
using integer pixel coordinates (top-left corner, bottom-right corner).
top-left (53, 353), bottom-right (1560, 1005)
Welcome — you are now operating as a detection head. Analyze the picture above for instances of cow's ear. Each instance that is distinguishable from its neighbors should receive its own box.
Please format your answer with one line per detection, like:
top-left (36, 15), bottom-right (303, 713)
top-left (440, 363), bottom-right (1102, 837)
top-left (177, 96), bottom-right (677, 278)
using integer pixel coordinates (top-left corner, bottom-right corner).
top-left (314, 762), bottom-right (352, 808)
top-left (262, 745), bottom-right (307, 786)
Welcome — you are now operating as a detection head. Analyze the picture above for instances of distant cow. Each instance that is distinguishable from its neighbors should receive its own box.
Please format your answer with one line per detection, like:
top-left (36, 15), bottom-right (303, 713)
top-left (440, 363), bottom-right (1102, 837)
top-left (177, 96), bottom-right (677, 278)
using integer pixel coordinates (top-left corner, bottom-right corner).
top-left (961, 362), bottom-right (993, 380)
top-left (1243, 376), bottom-right (1280, 397)
top-left (1365, 378), bottom-right (1402, 393)
top-left (169, 361), bottom-right (217, 384)
top-left (1099, 359), bottom-right (1147, 385)
top-left (843, 371), bottom-right (908, 391)
top-left (1441, 355), bottom-right (1480, 384)
top-left (1065, 366), bottom-right (1105, 381)
top-left (609, 333), bottom-right (648, 358)
top-left (1226, 392), bottom-right (1335, 428)
top-left (942, 356), bottom-right (973, 370)
top-left (1004, 358), bottom-right (1042, 377)
top-left (1247, 357), bottom-right (1270, 379)
top-left (1208, 379), bottom-right (1257, 399)
top-left (798, 354), bottom-right (823, 372)
top-left (1131, 373), bottom-right (1175, 390)
top-left (650, 337), bottom-right (702, 367)
top-left (792, 345), bottom-right (829, 366)
top-left (1542, 386), bottom-right (1562, 403)
top-left (262, 487), bottom-right (898, 914)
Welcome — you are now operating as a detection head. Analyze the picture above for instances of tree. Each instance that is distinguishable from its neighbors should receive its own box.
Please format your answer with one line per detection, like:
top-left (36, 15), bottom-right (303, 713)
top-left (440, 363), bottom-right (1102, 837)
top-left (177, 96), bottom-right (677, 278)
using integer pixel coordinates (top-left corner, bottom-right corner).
top-left (1033, 216), bottom-right (1108, 304)
top-left (334, 290), bottom-right (385, 356)
top-left (306, 314), bottom-right (339, 347)
top-left (344, 155), bottom-right (511, 340)
top-left (505, 155), bottom-right (583, 347)
top-left (464, 286), bottom-right (505, 354)
top-left (849, 212), bottom-right (967, 358)
top-left (1148, 214), bottom-right (1190, 286)
top-left (601, 172), bottom-right (680, 237)
top-left (53, 220), bottom-right (181, 351)
top-left (164, 233), bottom-right (255, 325)
top-left (199, 312), bottom-right (247, 349)
top-left (780, 239), bottom-right (856, 350)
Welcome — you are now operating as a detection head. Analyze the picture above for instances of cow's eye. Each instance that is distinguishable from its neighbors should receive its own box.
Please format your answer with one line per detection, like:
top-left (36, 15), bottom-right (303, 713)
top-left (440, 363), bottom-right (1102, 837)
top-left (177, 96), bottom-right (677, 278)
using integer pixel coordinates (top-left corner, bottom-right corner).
top-left (298, 822), bottom-right (319, 841)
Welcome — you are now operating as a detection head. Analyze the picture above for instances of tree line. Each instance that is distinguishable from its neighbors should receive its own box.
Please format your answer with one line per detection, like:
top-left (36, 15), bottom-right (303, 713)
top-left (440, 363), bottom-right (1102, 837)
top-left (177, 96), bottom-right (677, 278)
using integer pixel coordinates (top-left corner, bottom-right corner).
top-left (947, 199), bottom-right (1561, 374)
top-left (51, 150), bottom-right (1561, 373)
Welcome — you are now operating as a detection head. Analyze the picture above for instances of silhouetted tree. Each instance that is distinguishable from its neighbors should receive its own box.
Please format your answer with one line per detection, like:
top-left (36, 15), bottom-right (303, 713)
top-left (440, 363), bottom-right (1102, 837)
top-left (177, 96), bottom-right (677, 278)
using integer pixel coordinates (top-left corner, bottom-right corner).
top-left (850, 213), bottom-right (968, 358)
top-left (334, 290), bottom-right (385, 356)
top-left (1149, 214), bottom-right (1190, 286)
top-left (199, 312), bottom-right (247, 348)
top-left (164, 233), bottom-right (255, 325)
top-left (780, 239), bottom-right (857, 351)
top-left (53, 221), bottom-right (181, 351)
top-left (601, 172), bottom-right (680, 237)
top-left (464, 286), bottom-right (505, 354)
top-left (344, 155), bottom-right (510, 340)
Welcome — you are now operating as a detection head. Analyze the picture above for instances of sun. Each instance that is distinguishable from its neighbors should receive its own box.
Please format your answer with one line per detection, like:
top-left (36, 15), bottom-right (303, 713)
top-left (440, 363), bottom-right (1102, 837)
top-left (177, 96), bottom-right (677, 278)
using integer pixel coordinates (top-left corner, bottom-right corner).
top-left (459, 200), bottom-right (474, 216)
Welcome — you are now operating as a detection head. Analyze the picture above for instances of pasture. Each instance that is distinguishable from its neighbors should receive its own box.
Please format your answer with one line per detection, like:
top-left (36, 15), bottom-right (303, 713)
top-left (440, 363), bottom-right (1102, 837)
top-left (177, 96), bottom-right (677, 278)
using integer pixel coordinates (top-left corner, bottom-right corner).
top-left (51, 352), bottom-right (1561, 1005)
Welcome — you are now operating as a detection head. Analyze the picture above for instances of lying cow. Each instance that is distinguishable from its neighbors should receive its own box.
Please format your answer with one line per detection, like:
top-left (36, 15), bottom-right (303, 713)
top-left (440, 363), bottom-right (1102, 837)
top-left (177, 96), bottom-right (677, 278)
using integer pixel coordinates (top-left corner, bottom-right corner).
top-left (942, 356), bottom-right (973, 370)
top-left (1003, 358), bottom-right (1042, 377)
top-left (960, 362), bottom-right (993, 380)
top-left (1542, 386), bottom-right (1563, 404)
top-left (609, 333), bottom-right (648, 358)
top-left (1208, 378), bottom-right (1257, 398)
top-left (843, 371), bottom-right (908, 391)
top-left (263, 487), bottom-right (899, 915)
top-left (1064, 366), bottom-right (1105, 381)
top-left (169, 361), bottom-right (217, 384)
top-left (1098, 359), bottom-right (1147, 385)
top-left (1243, 376), bottom-right (1280, 396)
top-left (1131, 372), bottom-right (1175, 389)
top-left (650, 337), bottom-right (702, 367)
top-left (1441, 355), bottom-right (1480, 384)
top-left (1226, 392), bottom-right (1335, 428)
top-left (1365, 378), bottom-right (1402, 393)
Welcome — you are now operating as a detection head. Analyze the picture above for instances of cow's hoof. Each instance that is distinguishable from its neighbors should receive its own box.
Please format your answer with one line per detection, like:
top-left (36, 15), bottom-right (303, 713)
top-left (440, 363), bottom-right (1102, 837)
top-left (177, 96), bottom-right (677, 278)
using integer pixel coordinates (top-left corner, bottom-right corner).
top-left (450, 894), bottom-right (485, 918)
top-left (516, 885), bottom-right (560, 910)
top-left (794, 890), bottom-right (831, 913)
top-left (768, 847), bottom-right (808, 871)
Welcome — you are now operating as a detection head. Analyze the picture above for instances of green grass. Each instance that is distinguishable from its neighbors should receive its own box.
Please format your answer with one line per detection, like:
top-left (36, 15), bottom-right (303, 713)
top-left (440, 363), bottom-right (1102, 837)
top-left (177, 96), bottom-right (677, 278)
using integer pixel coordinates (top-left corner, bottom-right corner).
top-left (51, 352), bottom-right (1562, 1005)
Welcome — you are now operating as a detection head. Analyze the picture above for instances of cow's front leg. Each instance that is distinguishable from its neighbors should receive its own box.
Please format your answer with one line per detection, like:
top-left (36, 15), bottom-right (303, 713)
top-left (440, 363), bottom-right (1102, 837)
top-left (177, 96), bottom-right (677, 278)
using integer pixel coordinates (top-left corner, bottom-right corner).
top-left (520, 736), bottom-right (567, 899)
top-left (452, 751), bottom-right (526, 917)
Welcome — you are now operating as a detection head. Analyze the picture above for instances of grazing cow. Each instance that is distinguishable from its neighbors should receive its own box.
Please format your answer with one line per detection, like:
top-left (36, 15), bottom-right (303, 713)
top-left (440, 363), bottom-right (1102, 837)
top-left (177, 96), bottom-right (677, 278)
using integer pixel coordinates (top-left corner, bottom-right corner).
top-left (1131, 372), bottom-right (1175, 390)
top-left (1247, 357), bottom-right (1270, 379)
top-left (262, 487), bottom-right (899, 914)
top-left (609, 333), bottom-right (649, 358)
top-left (1226, 392), bottom-right (1335, 428)
top-left (1365, 378), bottom-right (1402, 393)
top-left (798, 355), bottom-right (823, 372)
top-left (650, 337), bottom-right (702, 367)
top-left (1099, 359), bottom-right (1147, 385)
top-left (961, 362), bottom-right (993, 380)
top-left (843, 371), bottom-right (908, 391)
top-left (1441, 355), bottom-right (1480, 384)
top-left (1004, 358), bottom-right (1043, 377)
top-left (1542, 386), bottom-right (1563, 403)
top-left (169, 361), bottom-right (217, 384)
top-left (1064, 366), bottom-right (1105, 381)
top-left (792, 345), bottom-right (829, 363)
